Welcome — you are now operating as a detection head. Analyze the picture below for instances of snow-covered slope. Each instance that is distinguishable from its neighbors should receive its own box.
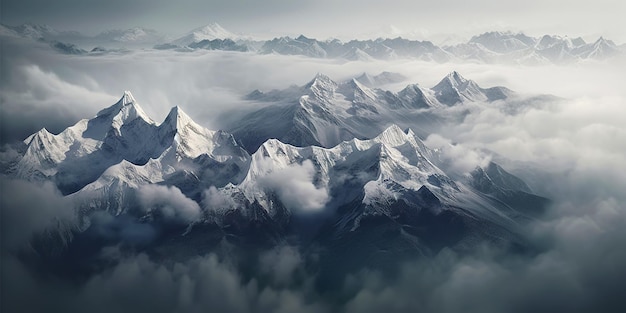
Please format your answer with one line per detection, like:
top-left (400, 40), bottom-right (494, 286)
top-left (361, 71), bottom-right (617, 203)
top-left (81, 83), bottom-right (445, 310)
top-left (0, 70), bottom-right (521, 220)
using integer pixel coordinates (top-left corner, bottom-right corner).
top-left (432, 71), bottom-right (511, 105)
top-left (245, 31), bottom-right (623, 63)
top-left (208, 123), bottom-right (543, 255)
top-left (230, 125), bottom-right (443, 217)
top-left (228, 72), bottom-right (509, 152)
top-left (258, 36), bottom-right (445, 61)
top-left (9, 90), bottom-right (550, 258)
top-left (447, 31), bottom-right (621, 64)
top-left (16, 91), bottom-right (249, 201)
top-left (172, 23), bottom-right (240, 46)
top-left (573, 37), bottom-right (621, 59)
top-left (2, 23), bottom-right (620, 63)
top-left (260, 35), bottom-right (329, 58)
top-left (468, 31), bottom-right (537, 53)
top-left (341, 47), bottom-right (373, 61)
top-left (18, 92), bottom-right (157, 192)
top-left (355, 72), bottom-right (407, 87)
top-left (94, 27), bottom-right (166, 44)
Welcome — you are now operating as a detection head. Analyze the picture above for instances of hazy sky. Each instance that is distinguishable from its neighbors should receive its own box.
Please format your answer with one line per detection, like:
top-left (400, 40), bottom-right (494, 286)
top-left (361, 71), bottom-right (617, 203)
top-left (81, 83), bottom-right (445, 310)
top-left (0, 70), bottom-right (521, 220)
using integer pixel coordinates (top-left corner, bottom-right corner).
top-left (2, 0), bottom-right (625, 42)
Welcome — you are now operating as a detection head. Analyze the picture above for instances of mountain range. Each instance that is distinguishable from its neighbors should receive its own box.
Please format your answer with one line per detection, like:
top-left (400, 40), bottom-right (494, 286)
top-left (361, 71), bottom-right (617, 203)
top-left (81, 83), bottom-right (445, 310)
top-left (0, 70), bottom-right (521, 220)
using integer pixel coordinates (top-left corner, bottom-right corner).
top-left (0, 23), bottom-right (167, 47)
top-left (5, 72), bottom-right (550, 274)
top-left (228, 71), bottom-right (511, 152)
top-left (170, 22), bottom-right (245, 46)
top-left (2, 22), bottom-right (622, 64)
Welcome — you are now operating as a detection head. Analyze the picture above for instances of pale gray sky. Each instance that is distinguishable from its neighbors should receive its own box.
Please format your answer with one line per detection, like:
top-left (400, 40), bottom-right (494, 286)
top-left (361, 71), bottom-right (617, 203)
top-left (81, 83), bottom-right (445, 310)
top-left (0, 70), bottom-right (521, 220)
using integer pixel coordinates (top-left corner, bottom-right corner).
top-left (2, 0), bottom-right (625, 43)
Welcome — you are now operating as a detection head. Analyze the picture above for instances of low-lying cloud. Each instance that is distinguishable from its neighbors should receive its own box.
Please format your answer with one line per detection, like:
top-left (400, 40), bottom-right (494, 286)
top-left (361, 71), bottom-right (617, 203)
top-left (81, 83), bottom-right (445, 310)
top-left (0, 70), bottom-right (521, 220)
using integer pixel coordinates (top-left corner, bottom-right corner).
top-left (433, 94), bottom-right (626, 205)
top-left (424, 133), bottom-right (492, 174)
top-left (137, 184), bottom-right (202, 222)
top-left (0, 178), bottom-right (77, 249)
top-left (258, 160), bottom-right (330, 212)
top-left (87, 211), bottom-right (158, 245)
top-left (1, 31), bottom-right (626, 313)
top-left (1, 251), bottom-right (325, 313)
top-left (202, 186), bottom-right (237, 212)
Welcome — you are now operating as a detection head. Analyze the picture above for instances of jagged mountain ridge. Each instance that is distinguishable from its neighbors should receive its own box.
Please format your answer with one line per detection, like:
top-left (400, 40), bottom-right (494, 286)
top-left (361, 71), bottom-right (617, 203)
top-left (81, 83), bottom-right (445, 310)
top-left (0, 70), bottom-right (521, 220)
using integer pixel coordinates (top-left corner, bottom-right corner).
top-left (171, 23), bottom-right (244, 47)
top-left (16, 91), bottom-right (249, 197)
top-left (228, 71), bottom-right (511, 152)
top-left (432, 71), bottom-right (511, 105)
top-left (0, 22), bottom-right (169, 48)
top-left (8, 88), bottom-right (548, 259)
top-left (172, 29), bottom-right (621, 64)
top-left (94, 27), bottom-right (166, 44)
top-left (448, 31), bottom-right (622, 64)
top-left (3, 22), bottom-right (620, 63)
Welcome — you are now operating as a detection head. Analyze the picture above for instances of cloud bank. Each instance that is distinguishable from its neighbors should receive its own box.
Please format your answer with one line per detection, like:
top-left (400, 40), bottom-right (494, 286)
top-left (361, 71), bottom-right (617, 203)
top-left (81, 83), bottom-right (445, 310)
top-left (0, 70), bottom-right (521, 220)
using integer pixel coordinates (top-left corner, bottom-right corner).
top-left (1, 30), bottom-right (626, 313)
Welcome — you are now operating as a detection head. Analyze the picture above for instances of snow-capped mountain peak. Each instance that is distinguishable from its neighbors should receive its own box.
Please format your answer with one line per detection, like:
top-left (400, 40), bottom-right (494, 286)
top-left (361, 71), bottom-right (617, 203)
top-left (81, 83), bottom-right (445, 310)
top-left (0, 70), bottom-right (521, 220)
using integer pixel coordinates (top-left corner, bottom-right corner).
top-left (434, 71), bottom-right (468, 90)
top-left (159, 105), bottom-right (223, 160)
top-left (15, 91), bottom-right (254, 203)
top-left (396, 83), bottom-right (435, 109)
top-left (593, 36), bottom-right (616, 47)
top-left (23, 127), bottom-right (49, 145)
top-left (571, 36), bottom-right (619, 59)
top-left (307, 73), bottom-right (337, 88)
top-left (373, 124), bottom-right (413, 147)
top-left (348, 77), bottom-right (370, 90)
top-left (171, 22), bottom-right (238, 46)
top-left (468, 31), bottom-right (536, 53)
top-left (162, 105), bottom-right (197, 131)
top-left (340, 78), bottom-right (379, 103)
top-left (341, 47), bottom-right (373, 61)
top-left (120, 90), bottom-right (136, 105)
top-left (191, 22), bottom-right (232, 37)
top-left (95, 91), bottom-right (155, 132)
top-left (355, 72), bottom-right (376, 86)
top-left (536, 34), bottom-right (561, 49)
top-left (432, 71), bottom-right (488, 105)
top-left (158, 105), bottom-right (250, 167)
top-left (354, 72), bottom-right (407, 87)
top-left (443, 71), bottom-right (469, 87)
top-left (305, 73), bottom-right (339, 99)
